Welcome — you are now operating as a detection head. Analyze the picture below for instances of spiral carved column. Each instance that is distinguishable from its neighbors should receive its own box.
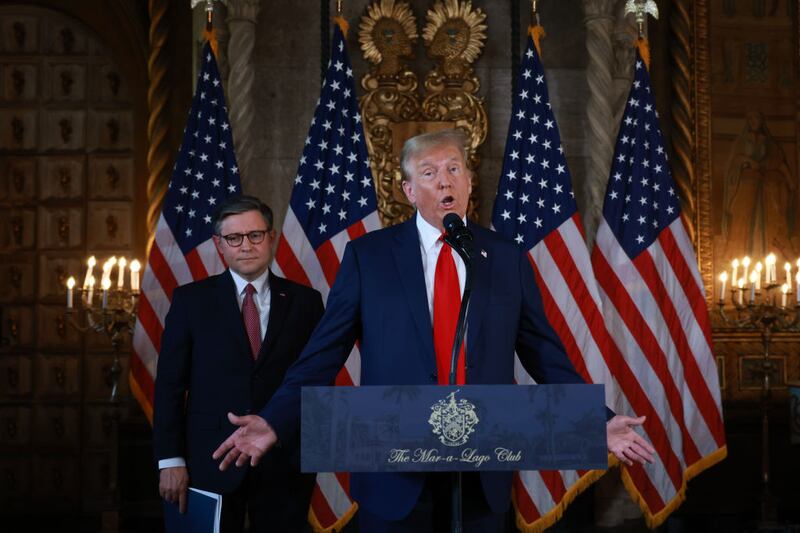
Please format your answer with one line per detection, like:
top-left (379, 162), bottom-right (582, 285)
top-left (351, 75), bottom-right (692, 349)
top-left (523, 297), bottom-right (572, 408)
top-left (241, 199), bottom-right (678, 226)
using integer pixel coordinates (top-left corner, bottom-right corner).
top-left (146, 0), bottom-right (171, 243)
top-left (226, 0), bottom-right (261, 188)
top-left (670, 0), bottom-right (697, 246)
top-left (583, 0), bottom-right (617, 247)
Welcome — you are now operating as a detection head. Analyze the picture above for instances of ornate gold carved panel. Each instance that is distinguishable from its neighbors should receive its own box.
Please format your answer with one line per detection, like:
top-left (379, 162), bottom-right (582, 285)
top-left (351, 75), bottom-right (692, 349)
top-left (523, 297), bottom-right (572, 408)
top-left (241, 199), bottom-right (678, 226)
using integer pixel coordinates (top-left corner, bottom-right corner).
top-left (359, 0), bottom-right (488, 226)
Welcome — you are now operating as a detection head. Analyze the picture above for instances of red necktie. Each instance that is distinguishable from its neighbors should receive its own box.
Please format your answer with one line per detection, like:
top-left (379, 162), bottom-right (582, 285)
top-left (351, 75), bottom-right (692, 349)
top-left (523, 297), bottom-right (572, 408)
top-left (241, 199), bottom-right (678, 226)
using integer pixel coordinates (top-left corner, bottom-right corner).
top-left (433, 240), bottom-right (466, 385)
top-left (242, 283), bottom-right (261, 360)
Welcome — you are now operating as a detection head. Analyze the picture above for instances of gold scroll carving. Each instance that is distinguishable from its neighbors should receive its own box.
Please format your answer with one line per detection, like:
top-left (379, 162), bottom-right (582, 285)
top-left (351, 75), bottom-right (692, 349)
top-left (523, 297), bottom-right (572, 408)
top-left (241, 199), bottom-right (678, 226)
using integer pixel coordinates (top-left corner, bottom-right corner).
top-left (359, 0), bottom-right (487, 227)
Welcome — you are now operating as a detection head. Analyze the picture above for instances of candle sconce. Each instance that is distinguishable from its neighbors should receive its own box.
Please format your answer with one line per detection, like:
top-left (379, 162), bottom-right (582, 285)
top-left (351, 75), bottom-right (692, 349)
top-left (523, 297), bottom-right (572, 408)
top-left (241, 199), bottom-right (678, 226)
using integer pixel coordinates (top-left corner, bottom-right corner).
top-left (65, 256), bottom-right (141, 403)
top-left (717, 255), bottom-right (800, 526)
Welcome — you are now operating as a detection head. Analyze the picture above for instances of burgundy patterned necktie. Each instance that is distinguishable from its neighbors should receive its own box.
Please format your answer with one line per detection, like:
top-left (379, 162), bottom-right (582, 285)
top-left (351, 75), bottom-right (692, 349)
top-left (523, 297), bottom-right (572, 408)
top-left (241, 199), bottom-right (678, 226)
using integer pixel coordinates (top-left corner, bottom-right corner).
top-left (242, 283), bottom-right (261, 360)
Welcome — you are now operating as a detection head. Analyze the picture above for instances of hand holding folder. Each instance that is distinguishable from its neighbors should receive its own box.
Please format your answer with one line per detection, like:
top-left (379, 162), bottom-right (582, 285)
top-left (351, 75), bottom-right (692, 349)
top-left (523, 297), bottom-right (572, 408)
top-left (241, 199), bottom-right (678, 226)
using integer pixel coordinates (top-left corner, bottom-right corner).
top-left (163, 487), bottom-right (222, 533)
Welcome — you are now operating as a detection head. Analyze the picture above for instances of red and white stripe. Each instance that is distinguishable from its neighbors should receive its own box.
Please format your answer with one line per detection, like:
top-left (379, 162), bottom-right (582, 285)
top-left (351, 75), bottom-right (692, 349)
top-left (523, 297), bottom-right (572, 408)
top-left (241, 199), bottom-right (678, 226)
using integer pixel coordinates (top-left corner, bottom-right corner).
top-left (591, 217), bottom-right (726, 523)
top-left (512, 213), bottom-right (623, 530)
top-left (273, 207), bottom-right (381, 530)
top-left (130, 214), bottom-right (226, 420)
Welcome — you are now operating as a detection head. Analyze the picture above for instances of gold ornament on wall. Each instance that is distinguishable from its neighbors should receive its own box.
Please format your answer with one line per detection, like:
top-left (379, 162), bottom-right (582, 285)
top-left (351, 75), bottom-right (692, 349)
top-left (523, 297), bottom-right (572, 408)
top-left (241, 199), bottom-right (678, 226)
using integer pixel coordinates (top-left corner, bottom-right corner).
top-left (359, 0), bottom-right (488, 227)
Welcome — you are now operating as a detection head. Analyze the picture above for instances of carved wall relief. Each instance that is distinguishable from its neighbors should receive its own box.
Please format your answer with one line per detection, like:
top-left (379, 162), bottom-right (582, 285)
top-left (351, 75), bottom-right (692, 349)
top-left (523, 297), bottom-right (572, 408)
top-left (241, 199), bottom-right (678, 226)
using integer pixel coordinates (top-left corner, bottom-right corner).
top-left (106, 165), bottom-right (119, 190)
top-left (60, 28), bottom-right (75, 54)
top-left (11, 117), bottom-right (24, 145)
top-left (11, 168), bottom-right (25, 194)
top-left (12, 22), bottom-right (25, 49)
top-left (56, 216), bottom-right (69, 244)
top-left (105, 118), bottom-right (119, 145)
top-left (60, 70), bottom-right (73, 96)
top-left (105, 214), bottom-right (118, 240)
top-left (58, 118), bottom-right (72, 144)
top-left (359, 0), bottom-right (488, 226)
top-left (107, 71), bottom-right (120, 96)
top-left (58, 167), bottom-right (71, 192)
top-left (11, 216), bottom-right (23, 246)
top-left (11, 69), bottom-right (25, 97)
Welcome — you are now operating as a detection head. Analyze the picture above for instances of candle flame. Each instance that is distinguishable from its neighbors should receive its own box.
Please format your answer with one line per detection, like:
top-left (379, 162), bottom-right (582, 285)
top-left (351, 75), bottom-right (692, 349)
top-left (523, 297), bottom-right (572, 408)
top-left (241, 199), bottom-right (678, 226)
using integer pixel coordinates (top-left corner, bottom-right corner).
top-left (781, 284), bottom-right (789, 294)
top-left (66, 277), bottom-right (76, 289)
top-left (742, 256), bottom-right (751, 267)
top-left (732, 258), bottom-right (739, 268)
top-left (87, 275), bottom-right (96, 287)
top-left (766, 253), bottom-right (776, 265)
top-left (719, 272), bottom-right (728, 282)
top-left (87, 256), bottom-right (96, 267)
top-left (101, 278), bottom-right (111, 290)
top-left (130, 259), bottom-right (141, 272)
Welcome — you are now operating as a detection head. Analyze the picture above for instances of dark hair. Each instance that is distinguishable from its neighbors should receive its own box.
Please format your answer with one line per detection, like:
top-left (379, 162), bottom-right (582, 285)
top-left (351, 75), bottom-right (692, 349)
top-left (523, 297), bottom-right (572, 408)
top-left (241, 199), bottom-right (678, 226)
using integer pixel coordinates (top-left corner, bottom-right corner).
top-left (212, 195), bottom-right (274, 235)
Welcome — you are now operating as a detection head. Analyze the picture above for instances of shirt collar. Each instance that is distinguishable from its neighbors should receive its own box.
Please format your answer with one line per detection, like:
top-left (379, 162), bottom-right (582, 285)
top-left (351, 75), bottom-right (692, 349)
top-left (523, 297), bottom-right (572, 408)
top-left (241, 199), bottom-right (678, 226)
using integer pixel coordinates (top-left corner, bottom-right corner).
top-left (415, 211), bottom-right (467, 253)
top-left (229, 268), bottom-right (270, 296)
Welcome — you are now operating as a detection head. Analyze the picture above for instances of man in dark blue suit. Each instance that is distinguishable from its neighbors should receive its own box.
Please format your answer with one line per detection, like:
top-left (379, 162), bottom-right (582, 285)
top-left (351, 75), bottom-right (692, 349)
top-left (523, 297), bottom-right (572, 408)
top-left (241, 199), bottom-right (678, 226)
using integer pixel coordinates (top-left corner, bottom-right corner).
top-left (213, 131), bottom-right (654, 531)
top-left (153, 195), bottom-right (324, 532)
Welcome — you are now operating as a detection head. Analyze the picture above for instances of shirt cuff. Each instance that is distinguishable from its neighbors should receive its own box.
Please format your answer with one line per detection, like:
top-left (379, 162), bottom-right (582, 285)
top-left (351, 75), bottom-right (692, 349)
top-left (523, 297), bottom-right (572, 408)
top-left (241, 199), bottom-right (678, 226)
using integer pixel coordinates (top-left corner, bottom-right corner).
top-left (159, 457), bottom-right (186, 469)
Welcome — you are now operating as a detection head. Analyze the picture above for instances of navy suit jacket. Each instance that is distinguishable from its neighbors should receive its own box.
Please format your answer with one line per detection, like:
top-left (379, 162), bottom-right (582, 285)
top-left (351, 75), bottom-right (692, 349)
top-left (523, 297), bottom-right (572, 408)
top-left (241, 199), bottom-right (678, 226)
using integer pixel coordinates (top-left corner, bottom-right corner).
top-left (262, 218), bottom-right (587, 520)
top-left (153, 270), bottom-right (324, 494)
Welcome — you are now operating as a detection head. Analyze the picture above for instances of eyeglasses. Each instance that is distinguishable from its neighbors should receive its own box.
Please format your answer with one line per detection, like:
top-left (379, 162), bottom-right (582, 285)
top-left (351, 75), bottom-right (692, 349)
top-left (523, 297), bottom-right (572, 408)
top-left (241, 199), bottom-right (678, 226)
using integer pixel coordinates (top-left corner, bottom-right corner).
top-left (219, 230), bottom-right (270, 247)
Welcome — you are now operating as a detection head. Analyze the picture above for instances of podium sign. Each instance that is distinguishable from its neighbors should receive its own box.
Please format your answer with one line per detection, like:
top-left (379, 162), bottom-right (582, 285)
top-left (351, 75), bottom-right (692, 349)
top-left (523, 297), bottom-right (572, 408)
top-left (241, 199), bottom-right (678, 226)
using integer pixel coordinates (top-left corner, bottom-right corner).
top-left (301, 384), bottom-right (607, 473)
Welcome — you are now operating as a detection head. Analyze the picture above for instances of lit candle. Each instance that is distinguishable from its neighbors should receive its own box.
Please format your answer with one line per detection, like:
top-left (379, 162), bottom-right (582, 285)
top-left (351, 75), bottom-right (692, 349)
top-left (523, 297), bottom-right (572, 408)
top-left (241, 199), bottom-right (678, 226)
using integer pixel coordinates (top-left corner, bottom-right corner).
top-left (796, 271), bottom-right (800, 304)
top-left (737, 277), bottom-right (745, 306)
top-left (83, 256), bottom-right (96, 289)
top-left (101, 277), bottom-right (111, 309)
top-left (66, 277), bottom-right (75, 308)
top-left (742, 256), bottom-right (751, 285)
top-left (766, 253), bottom-right (776, 284)
top-left (781, 284), bottom-right (789, 308)
top-left (731, 259), bottom-right (739, 287)
top-left (718, 272), bottom-right (728, 303)
top-left (117, 257), bottom-right (127, 289)
top-left (130, 260), bottom-right (141, 292)
top-left (755, 262), bottom-right (763, 290)
top-left (785, 262), bottom-right (791, 286)
top-left (86, 275), bottom-right (95, 306)
top-left (749, 270), bottom-right (757, 304)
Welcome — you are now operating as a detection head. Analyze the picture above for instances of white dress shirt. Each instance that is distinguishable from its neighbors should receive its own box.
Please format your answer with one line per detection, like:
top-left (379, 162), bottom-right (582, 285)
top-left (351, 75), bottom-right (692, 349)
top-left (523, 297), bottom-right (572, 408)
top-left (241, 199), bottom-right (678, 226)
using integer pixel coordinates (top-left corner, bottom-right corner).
top-left (158, 268), bottom-right (271, 470)
top-left (415, 212), bottom-right (466, 322)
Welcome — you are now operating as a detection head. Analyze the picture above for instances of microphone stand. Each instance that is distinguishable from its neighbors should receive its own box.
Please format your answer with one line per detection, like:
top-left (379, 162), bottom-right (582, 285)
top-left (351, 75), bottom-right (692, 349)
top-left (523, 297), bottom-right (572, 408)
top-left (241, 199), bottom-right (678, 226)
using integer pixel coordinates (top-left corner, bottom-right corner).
top-left (442, 231), bottom-right (473, 533)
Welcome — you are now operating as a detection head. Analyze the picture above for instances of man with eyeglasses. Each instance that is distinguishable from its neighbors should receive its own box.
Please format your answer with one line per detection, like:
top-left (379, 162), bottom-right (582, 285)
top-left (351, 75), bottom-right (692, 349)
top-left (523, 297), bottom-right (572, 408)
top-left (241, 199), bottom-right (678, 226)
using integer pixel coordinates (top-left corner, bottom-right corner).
top-left (153, 195), bottom-right (324, 532)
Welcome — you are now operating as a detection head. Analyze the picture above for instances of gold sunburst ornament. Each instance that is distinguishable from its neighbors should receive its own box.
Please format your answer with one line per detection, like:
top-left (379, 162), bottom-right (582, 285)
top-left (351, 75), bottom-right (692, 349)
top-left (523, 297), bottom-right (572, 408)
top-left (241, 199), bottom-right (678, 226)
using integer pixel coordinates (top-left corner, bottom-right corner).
top-left (359, 0), bottom-right (418, 77)
top-left (422, 0), bottom-right (487, 78)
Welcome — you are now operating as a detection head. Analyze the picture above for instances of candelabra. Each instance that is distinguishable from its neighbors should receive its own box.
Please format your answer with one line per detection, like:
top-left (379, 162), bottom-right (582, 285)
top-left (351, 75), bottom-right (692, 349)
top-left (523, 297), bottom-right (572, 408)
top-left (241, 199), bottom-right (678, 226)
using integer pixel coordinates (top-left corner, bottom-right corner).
top-left (717, 282), bottom-right (800, 526)
top-left (65, 256), bottom-right (141, 402)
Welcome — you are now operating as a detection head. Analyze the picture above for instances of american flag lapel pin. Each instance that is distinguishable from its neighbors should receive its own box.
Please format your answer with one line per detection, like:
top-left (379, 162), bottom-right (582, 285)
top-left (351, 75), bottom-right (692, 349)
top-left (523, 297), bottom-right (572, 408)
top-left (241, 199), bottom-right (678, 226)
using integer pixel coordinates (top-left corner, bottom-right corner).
top-left (480, 249), bottom-right (487, 258)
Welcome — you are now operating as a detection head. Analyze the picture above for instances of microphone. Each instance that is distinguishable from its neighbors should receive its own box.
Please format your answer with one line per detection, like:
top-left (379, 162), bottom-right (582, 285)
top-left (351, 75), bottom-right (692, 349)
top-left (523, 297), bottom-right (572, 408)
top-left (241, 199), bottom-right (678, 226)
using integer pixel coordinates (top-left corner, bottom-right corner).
top-left (443, 213), bottom-right (474, 259)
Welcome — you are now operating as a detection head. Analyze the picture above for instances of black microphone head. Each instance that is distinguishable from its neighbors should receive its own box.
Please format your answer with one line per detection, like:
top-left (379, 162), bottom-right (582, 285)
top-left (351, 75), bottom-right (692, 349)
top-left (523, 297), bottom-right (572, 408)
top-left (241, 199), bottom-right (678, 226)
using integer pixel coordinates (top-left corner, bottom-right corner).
top-left (443, 213), bottom-right (464, 233)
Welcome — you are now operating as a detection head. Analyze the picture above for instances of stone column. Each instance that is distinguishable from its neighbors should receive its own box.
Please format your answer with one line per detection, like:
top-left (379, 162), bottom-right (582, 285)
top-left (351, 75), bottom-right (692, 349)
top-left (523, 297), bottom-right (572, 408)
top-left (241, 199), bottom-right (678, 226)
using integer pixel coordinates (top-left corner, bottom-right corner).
top-left (582, 0), bottom-right (616, 248)
top-left (226, 0), bottom-right (261, 188)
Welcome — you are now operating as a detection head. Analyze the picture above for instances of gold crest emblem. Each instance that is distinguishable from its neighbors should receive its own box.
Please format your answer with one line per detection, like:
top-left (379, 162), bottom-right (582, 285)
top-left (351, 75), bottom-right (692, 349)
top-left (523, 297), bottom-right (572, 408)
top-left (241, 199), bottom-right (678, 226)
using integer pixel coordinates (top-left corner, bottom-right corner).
top-left (428, 390), bottom-right (479, 447)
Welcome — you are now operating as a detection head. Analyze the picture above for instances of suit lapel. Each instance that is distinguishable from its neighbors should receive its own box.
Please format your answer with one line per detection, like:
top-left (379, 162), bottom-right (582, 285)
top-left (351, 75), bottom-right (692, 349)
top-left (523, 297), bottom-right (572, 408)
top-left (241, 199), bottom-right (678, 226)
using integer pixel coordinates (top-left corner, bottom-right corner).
top-left (465, 223), bottom-right (490, 360)
top-left (215, 271), bottom-right (253, 365)
top-left (255, 272), bottom-right (290, 369)
top-left (392, 218), bottom-right (436, 370)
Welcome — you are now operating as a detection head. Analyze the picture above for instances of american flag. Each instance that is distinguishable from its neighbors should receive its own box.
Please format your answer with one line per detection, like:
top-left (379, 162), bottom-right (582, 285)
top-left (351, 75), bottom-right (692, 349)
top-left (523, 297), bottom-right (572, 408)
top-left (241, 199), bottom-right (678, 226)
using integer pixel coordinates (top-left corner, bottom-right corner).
top-left (130, 43), bottom-right (240, 422)
top-left (271, 20), bottom-right (380, 532)
top-left (591, 50), bottom-right (726, 527)
top-left (491, 30), bottom-right (622, 531)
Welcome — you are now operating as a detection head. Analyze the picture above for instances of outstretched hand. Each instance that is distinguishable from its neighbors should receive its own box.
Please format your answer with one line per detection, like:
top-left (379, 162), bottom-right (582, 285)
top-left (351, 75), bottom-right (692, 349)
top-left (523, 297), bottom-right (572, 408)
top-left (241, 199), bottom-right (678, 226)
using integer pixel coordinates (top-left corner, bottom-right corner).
top-left (606, 415), bottom-right (656, 466)
top-left (212, 412), bottom-right (278, 470)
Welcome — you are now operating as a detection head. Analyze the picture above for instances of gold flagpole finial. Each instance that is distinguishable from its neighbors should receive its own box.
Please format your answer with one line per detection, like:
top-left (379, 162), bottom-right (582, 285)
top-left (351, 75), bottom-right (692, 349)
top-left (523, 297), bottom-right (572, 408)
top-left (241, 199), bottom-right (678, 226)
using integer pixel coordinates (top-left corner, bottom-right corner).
top-left (531, 1), bottom-right (540, 25)
top-left (336, 0), bottom-right (343, 16)
top-left (624, 0), bottom-right (659, 39)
